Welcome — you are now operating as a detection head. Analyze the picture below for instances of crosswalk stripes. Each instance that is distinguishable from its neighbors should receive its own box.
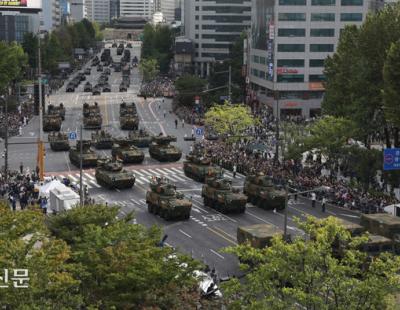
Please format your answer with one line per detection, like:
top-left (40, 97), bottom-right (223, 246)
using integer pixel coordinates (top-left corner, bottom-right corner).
top-left (135, 177), bottom-right (145, 185)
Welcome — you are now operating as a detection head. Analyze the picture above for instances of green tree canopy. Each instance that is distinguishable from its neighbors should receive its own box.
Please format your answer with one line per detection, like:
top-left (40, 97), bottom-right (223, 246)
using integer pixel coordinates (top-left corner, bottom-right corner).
top-left (21, 32), bottom-right (38, 69)
top-left (0, 42), bottom-right (27, 91)
top-left (223, 216), bottom-right (400, 310)
top-left (139, 58), bottom-right (160, 83)
top-left (174, 74), bottom-right (208, 107)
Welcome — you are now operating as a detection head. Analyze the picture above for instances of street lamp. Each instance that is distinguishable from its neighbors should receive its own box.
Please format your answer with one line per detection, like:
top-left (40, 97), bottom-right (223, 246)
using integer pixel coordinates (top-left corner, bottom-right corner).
top-left (283, 185), bottom-right (331, 240)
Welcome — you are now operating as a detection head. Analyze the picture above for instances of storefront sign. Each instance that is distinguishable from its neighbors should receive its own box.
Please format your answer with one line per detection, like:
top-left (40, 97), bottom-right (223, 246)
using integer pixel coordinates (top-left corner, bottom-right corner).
top-left (284, 102), bottom-right (299, 107)
top-left (0, 0), bottom-right (41, 9)
top-left (308, 82), bottom-right (325, 90)
top-left (277, 68), bottom-right (298, 75)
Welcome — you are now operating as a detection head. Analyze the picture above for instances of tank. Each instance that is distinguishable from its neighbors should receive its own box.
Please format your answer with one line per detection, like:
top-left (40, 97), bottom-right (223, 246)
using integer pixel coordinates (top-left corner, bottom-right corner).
top-left (120, 101), bottom-right (137, 116)
top-left (149, 135), bottom-right (182, 162)
top-left (120, 102), bottom-right (138, 130)
top-left (111, 139), bottom-right (145, 164)
top-left (243, 174), bottom-right (286, 211)
top-left (128, 129), bottom-right (153, 147)
top-left (146, 177), bottom-right (192, 220)
top-left (237, 224), bottom-right (284, 249)
top-left (91, 130), bottom-right (113, 149)
top-left (48, 103), bottom-right (65, 120)
top-left (69, 140), bottom-right (98, 168)
top-left (360, 213), bottom-right (400, 241)
top-left (83, 102), bottom-right (100, 117)
top-left (95, 157), bottom-right (136, 189)
top-left (43, 114), bottom-right (62, 132)
top-left (201, 177), bottom-right (247, 214)
top-left (48, 132), bottom-right (70, 151)
top-left (84, 113), bottom-right (102, 129)
top-left (183, 145), bottom-right (222, 182)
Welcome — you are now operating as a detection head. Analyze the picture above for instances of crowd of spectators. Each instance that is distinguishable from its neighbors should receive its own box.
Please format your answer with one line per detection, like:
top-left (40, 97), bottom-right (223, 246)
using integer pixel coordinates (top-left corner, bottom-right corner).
top-left (0, 102), bottom-right (33, 137)
top-left (140, 77), bottom-right (175, 97)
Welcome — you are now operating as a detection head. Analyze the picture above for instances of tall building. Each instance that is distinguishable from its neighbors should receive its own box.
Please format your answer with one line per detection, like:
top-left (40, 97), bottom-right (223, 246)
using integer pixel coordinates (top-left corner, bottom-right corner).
top-left (246, 0), bottom-right (384, 118)
top-left (41, 0), bottom-right (62, 31)
top-left (70, 0), bottom-right (86, 23)
top-left (0, 13), bottom-right (38, 42)
top-left (155, 0), bottom-right (176, 23)
top-left (86, 0), bottom-right (110, 24)
top-left (110, 0), bottom-right (120, 21)
top-left (184, 0), bottom-right (251, 77)
top-left (120, 0), bottom-right (154, 19)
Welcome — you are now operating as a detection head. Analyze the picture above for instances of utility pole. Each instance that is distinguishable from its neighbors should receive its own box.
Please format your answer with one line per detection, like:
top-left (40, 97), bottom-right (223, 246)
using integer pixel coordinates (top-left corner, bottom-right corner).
top-left (79, 125), bottom-right (83, 206)
top-left (228, 65), bottom-right (232, 103)
top-left (37, 32), bottom-right (45, 181)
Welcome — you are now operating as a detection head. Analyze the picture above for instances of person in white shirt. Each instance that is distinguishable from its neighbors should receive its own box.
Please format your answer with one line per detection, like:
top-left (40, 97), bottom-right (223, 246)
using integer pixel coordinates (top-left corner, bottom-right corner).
top-left (322, 197), bottom-right (326, 213)
top-left (311, 192), bottom-right (316, 208)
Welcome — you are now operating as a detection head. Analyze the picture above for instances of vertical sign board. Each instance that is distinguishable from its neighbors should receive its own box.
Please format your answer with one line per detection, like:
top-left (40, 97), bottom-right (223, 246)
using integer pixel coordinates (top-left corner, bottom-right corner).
top-left (383, 148), bottom-right (400, 170)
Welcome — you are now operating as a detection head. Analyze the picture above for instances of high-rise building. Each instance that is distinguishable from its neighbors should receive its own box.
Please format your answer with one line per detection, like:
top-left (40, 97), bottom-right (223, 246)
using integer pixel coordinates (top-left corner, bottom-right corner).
top-left (110, 0), bottom-right (120, 21)
top-left (184, 0), bottom-right (251, 77)
top-left (86, 0), bottom-right (110, 24)
top-left (245, 0), bottom-right (384, 118)
top-left (155, 0), bottom-right (175, 23)
top-left (41, 0), bottom-right (62, 31)
top-left (0, 13), bottom-right (38, 42)
top-left (70, 0), bottom-right (86, 23)
top-left (120, 0), bottom-right (154, 19)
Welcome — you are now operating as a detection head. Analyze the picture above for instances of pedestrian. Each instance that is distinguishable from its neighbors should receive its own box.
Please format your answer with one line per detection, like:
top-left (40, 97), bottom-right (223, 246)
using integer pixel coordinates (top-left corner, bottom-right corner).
top-left (163, 110), bottom-right (166, 118)
top-left (190, 145), bottom-right (193, 153)
top-left (191, 127), bottom-right (195, 138)
top-left (233, 164), bottom-right (237, 178)
top-left (311, 192), bottom-right (316, 208)
top-left (182, 119), bottom-right (185, 128)
top-left (175, 119), bottom-right (178, 129)
top-left (19, 126), bottom-right (22, 136)
top-left (19, 162), bottom-right (23, 174)
top-left (322, 197), bottom-right (326, 213)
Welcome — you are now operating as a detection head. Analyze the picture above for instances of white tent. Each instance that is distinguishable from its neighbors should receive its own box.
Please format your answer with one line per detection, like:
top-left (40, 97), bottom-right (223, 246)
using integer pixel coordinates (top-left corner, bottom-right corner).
top-left (39, 180), bottom-right (66, 198)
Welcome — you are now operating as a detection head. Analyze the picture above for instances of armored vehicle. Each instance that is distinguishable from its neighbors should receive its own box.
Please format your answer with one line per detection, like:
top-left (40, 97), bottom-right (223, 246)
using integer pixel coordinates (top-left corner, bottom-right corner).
top-left (183, 145), bottom-right (222, 182)
top-left (114, 62), bottom-right (121, 72)
top-left (48, 103), bottom-right (65, 120)
top-left (43, 114), bottom-right (62, 132)
top-left (243, 174), bottom-right (286, 211)
top-left (97, 64), bottom-right (103, 72)
top-left (84, 82), bottom-right (92, 92)
top-left (92, 85), bottom-right (101, 95)
top-left (119, 83), bottom-right (127, 92)
top-left (111, 139), bottom-right (144, 164)
top-left (69, 140), bottom-right (98, 168)
top-left (237, 224), bottom-right (284, 249)
top-left (91, 130), bottom-right (113, 149)
top-left (146, 177), bottom-right (192, 220)
top-left (120, 101), bottom-right (136, 115)
top-left (112, 42), bottom-right (117, 48)
top-left (102, 83), bottom-right (111, 92)
top-left (83, 102), bottom-right (100, 117)
top-left (95, 157), bottom-right (135, 189)
top-left (84, 68), bottom-right (91, 75)
top-left (48, 132), bottom-right (70, 151)
top-left (360, 213), bottom-right (400, 241)
top-left (202, 177), bottom-right (247, 213)
top-left (91, 56), bottom-right (100, 66)
top-left (117, 45), bottom-right (124, 55)
top-left (83, 112), bottom-right (102, 129)
top-left (127, 43), bottom-right (132, 48)
top-left (128, 129), bottom-right (153, 147)
top-left (66, 82), bottom-right (75, 92)
top-left (149, 135), bottom-right (182, 162)
top-left (120, 114), bottom-right (139, 130)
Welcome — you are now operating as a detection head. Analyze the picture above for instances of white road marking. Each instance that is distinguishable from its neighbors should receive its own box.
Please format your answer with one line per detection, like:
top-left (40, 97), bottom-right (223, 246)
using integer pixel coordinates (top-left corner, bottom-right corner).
top-left (84, 172), bottom-right (95, 180)
top-left (139, 169), bottom-right (152, 176)
top-left (192, 207), bottom-right (201, 213)
top-left (147, 168), bottom-right (160, 176)
top-left (89, 180), bottom-right (101, 188)
top-left (166, 175), bottom-right (179, 182)
top-left (170, 167), bottom-right (182, 173)
top-left (179, 229), bottom-right (192, 238)
top-left (327, 211), bottom-right (336, 216)
top-left (340, 213), bottom-right (359, 218)
top-left (68, 174), bottom-right (78, 182)
top-left (115, 188), bottom-right (121, 192)
top-left (173, 175), bottom-right (188, 182)
top-left (210, 249), bottom-right (224, 260)
top-left (135, 178), bottom-right (145, 185)
top-left (133, 170), bottom-right (145, 177)
top-left (246, 211), bottom-right (275, 225)
top-left (155, 168), bottom-right (167, 175)
top-left (138, 176), bottom-right (150, 184)
top-left (163, 168), bottom-right (177, 174)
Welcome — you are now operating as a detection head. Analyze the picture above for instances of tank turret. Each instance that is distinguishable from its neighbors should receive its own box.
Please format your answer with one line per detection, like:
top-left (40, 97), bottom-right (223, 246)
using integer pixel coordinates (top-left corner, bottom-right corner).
top-left (91, 130), bottom-right (113, 149)
top-left (43, 114), bottom-right (62, 132)
top-left (48, 131), bottom-right (70, 151)
top-left (69, 140), bottom-right (98, 168)
top-left (184, 146), bottom-right (222, 182)
top-left (128, 129), bottom-right (153, 147)
top-left (111, 140), bottom-right (144, 164)
top-left (149, 135), bottom-right (181, 162)
top-left (95, 157), bottom-right (135, 189)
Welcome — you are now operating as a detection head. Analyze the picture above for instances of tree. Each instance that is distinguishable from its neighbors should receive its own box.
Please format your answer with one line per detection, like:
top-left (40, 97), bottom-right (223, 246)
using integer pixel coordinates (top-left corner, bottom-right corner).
top-left (205, 103), bottom-right (255, 140)
top-left (383, 40), bottom-right (400, 131)
top-left (0, 41), bottom-right (27, 91)
top-left (175, 74), bottom-right (208, 107)
top-left (21, 32), bottom-right (38, 69)
top-left (223, 216), bottom-right (400, 310)
top-left (139, 58), bottom-right (159, 82)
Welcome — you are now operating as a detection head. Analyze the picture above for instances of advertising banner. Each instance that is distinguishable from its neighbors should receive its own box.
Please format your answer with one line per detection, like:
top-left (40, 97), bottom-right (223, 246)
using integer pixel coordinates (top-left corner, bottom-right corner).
top-left (0, 0), bottom-right (41, 10)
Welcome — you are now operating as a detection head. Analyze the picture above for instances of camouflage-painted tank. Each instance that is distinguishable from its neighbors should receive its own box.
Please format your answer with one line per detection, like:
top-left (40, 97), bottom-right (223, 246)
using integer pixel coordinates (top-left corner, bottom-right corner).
top-left (95, 157), bottom-right (136, 189)
top-left (48, 103), bottom-right (65, 120)
top-left (69, 140), bottom-right (98, 168)
top-left (43, 114), bottom-right (62, 132)
top-left (120, 114), bottom-right (139, 130)
top-left (149, 135), bottom-right (182, 162)
top-left (91, 130), bottom-right (113, 149)
top-left (120, 101), bottom-right (137, 116)
top-left (237, 224), bottom-right (284, 249)
top-left (83, 112), bottom-right (102, 129)
top-left (128, 128), bottom-right (153, 147)
top-left (146, 177), bottom-right (192, 220)
top-left (360, 213), bottom-right (400, 240)
top-left (48, 132), bottom-right (70, 151)
top-left (201, 177), bottom-right (247, 214)
top-left (83, 102), bottom-right (100, 117)
top-left (183, 148), bottom-right (222, 182)
top-left (243, 174), bottom-right (286, 211)
top-left (111, 138), bottom-right (144, 164)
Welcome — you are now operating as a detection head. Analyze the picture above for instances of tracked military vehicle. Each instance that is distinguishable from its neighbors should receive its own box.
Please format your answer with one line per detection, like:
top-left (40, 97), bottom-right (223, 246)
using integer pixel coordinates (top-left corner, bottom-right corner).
top-left (111, 138), bottom-right (144, 164)
top-left (146, 177), bottom-right (192, 220)
top-left (183, 144), bottom-right (222, 182)
top-left (95, 157), bottom-right (135, 189)
top-left (238, 224), bottom-right (284, 249)
top-left (69, 140), bottom-right (98, 168)
top-left (120, 101), bottom-right (136, 115)
top-left (119, 101), bottom-right (139, 130)
top-left (243, 173), bottom-right (286, 211)
top-left (83, 112), bottom-right (102, 129)
top-left (83, 102), bottom-right (100, 117)
top-left (128, 128), bottom-right (153, 147)
top-left (48, 132), bottom-right (70, 151)
top-left (43, 114), bottom-right (62, 132)
top-left (202, 177), bottom-right (247, 214)
top-left (48, 103), bottom-right (65, 120)
top-left (149, 135), bottom-right (182, 162)
top-left (91, 130), bottom-right (113, 149)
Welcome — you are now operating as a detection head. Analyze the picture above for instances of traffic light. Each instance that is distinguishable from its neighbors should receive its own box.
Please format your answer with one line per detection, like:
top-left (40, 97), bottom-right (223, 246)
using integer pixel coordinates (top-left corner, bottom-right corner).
top-left (34, 83), bottom-right (45, 115)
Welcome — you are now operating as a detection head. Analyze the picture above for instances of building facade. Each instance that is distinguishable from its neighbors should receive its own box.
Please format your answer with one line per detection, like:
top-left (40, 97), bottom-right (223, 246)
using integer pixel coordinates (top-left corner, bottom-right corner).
top-left (155, 0), bottom-right (176, 23)
top-left (120, 0), bottom-right (154, 19)
top-left (41, 0), bottom-right (61, 31)
top-left (70, 0), bottom-right (86, 22)
top-left (246, 0), bottom-right (384, 118)
top-left (86, 0), bottom-right (110, 24)
top-left (110, 0), bottom-right (120, 21)
top-left (0, 13), bottom-right (38, 42)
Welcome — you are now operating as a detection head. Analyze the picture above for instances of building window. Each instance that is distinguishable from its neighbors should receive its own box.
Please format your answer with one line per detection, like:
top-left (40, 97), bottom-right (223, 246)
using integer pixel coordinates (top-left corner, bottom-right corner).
top-left (279, 0), bottom-right (306, 5)
top-left (310, 28), bottom-right (335, 37)
top-left (253, 55), bottom-right (260, 63)
top-left (340, 13), bottom-right (363, 21)
top-left (278, 28), bottom-right (306, 37)
top-left (311, 13), bottom-right (335, 21)
top-left (195, 6), bottom-right (199, 10)
top-left (195, 25), bottom-right (199, 29)
top-left (259, 70), bottom-right (266, 79)
top-left (278, 13), bottom-right (306, 21)
top-left (278, 44), bottom-right (305, 52)
top-left (277, 59), bottom-right (305, 67)
top-left (309, 59), bottom-right (325, 67)
top-left (310, 44), bottom-right (334, 52)
top-left (195, 34), bottom-right (199, 39)
top-left (309, 74), bottom-right (326, 82)
top-left (259, 56), bottom-right (266, 65)
top-left (277, 74), bottom-right (305, 82)
top-left (341, 0), bottom-right (363, 5)
top-left (195, 15), bottom-right (199, 20)
top-left (312, 0), bottom-right (335, 4)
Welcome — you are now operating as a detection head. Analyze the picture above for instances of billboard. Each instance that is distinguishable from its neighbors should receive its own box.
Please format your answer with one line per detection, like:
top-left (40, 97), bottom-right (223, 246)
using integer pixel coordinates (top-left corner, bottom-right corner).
top-left (0, 0), bottom-right (41, 11)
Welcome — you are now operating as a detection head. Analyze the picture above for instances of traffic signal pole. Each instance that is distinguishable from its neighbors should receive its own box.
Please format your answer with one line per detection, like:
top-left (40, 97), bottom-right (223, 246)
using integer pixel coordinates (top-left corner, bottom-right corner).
top-left (37, 33), bottom-right (45, 181)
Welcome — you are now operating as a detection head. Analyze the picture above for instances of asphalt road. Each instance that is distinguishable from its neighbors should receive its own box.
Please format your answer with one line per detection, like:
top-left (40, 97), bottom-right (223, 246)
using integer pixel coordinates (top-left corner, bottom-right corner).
top-left (0, 42), bottom-right (362, 278)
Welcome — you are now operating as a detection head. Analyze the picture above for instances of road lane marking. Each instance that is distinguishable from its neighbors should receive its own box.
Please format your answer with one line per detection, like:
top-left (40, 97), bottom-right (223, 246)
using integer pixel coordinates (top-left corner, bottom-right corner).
top-left (135, 178), bottom-right (144, 185)
top-left (163, 168), bottom-right (177, 174)
top-left (68, 174), bottom-right (78, 182)
top-left (134, 170), bottom-right (145, 177)
top-left (207, 227), bottom-right (237, 245)
top-left (89, 180), bottom-right (101, 188)
top-left (148, 168), bottom-right (160, 175)
top-left (171, 175), bottom-right (187, 182)
top-left (166, 175), bottom-right (179, 182)
top-left (148, 100), bottom-right (166, 135)
top-left (115, 188), bottom-right (121, 192)
top-left (140, 169), bottom-right (153, 176)
top-left (84, 172), bottom-right (95, 180)
top-left (179, 229), bottom-right (192, 238)
top-left (210, 249), bottom-right (225, 260)
top-left (170, 167), bottom-right (182, 174)
top-left (327, 211), bottom-right (336, 216)
top-left (246, 210), bottom-right (275, 225)
top-left (340, 213), bottom-right (359, 218)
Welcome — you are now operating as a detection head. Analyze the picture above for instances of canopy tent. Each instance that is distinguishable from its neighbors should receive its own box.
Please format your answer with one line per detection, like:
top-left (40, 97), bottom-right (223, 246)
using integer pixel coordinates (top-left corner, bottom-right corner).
top-left (39, 180), bottom-right (67, 197)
